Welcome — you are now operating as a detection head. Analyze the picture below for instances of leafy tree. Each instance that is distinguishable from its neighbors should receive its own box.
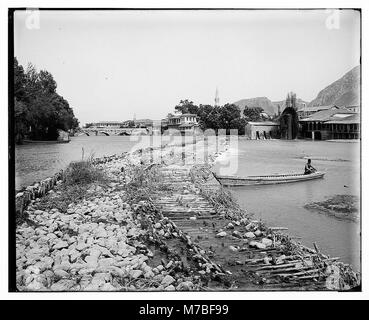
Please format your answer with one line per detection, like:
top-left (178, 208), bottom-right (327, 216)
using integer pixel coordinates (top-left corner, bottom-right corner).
top-left (172, 100), bottom-right (247, 134)
top-left (197, 104), bottom-right (216, 130)
top-left (14, 59), bottom-right (27, 102)
top-left (13, 57), bottom-right (79, 142)
top-left (243, 106), bottom-right (264, 122)
top-left (174, 99), bottom-right (199, 114)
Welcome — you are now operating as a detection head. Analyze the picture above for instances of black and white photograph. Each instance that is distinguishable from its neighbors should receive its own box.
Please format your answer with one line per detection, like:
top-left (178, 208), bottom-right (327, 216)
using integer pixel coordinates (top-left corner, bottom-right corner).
top-left (5, 2), bottom-right (367, 300)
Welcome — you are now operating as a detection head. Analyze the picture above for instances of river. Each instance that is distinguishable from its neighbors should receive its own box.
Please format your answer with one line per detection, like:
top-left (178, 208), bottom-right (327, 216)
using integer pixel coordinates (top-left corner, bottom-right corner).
top-left (15, 135), bottom-right (195, 189)
top-left (15, 136), bottom-right (145, 190)
top-left (15, 136), bottom-right (361, 270)
top-left (213, 138), bottom-right (360, 270)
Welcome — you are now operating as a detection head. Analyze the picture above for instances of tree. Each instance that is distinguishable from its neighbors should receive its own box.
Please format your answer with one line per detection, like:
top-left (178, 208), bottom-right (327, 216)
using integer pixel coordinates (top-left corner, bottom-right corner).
top-left (174, 99), bottom-right (199, 114)
top-left (14, 58), bottom-right (27, 102)
top-left (14, 99), bottom-right (29, 143)
top-left (13, 57), bottom-right (79, 142)
top-left (243, 106), bottom-right (264, 122)
top-left (197, 104), bottom-right (215, 130)
top-left (170, 100), bottom-right (247, 134)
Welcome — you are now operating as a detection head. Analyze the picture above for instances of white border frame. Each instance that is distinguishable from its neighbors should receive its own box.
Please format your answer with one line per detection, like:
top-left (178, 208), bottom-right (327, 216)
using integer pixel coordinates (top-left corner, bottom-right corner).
top-left (1, 0), bottom-right (367, 300)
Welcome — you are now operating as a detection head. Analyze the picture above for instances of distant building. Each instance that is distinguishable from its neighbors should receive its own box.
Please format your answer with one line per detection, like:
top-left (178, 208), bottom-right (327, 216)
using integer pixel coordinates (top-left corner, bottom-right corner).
top-left (134, 119), bottom-right (153, 128)
top-left (245, 121), bottom-right (280, 139)
top-left (88, 121), bottom-right (125, 128)
top-left (299, 108), bottom-right (360, 140)
top-left (167, 113), bottom-right (200, 134)
top-left (297, 105), bottom-right (339, 119)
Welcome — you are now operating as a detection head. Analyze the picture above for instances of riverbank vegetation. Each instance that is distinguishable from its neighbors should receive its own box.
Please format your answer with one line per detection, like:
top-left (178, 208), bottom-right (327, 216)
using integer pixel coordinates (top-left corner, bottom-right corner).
top-left (14, 57), bottom-right (79, 143)
top-left (304, 195), bottom-right (359, 222)
top-left (35, 159), bottom-right (108, 217)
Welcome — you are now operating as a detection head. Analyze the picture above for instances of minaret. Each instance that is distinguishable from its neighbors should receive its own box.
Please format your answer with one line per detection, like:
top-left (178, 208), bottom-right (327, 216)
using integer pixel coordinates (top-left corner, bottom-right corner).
top-left (214, 87), bottom-right (220, 107)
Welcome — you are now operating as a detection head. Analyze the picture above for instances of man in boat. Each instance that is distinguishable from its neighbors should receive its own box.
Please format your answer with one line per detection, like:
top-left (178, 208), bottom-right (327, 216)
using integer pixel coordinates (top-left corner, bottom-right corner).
top-left (304, 159), bottom-right (317, 175)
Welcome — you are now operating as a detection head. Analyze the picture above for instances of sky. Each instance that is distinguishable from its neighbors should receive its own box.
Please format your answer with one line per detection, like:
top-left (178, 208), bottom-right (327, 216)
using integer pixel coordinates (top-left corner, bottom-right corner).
top-left (14, 9), bottom-right (360, 125)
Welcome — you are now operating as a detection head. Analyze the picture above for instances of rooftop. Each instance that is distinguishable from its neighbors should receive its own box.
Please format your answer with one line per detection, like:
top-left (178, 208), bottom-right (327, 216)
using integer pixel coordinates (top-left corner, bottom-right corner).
top-left (325, 113), bottom-right (360, 124)
top-left (178, 114), bottom-right (198, 118)
top-left (300, 108), bottom-right (356, 122)
top-left (178, 123), bottom-right (198, 127)
top-left (247, 121), bottom-right (280, 126)
top-left (298, 105), bottom-right (338, 113)
top-left (92, 121), bottom-right (125, 124)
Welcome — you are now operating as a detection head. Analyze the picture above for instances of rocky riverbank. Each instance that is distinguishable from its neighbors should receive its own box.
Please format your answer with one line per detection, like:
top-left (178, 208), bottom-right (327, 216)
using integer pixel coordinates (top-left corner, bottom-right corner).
top-left (15, 137), bottom-right (360, 291)
top-left (15, 138), bottom-right (228, 291)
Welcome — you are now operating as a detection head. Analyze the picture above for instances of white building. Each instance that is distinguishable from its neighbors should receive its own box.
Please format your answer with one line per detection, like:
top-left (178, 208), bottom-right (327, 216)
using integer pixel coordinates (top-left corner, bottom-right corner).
top-left (167, 113), bottom-right (200, 133)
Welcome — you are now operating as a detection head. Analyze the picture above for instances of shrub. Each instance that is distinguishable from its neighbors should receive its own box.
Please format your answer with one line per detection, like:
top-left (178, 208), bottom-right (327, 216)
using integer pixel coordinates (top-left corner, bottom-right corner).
top-left (64, 159), bottom-right (106, 186)
top-left (38, 184), bottom-right (89, 212)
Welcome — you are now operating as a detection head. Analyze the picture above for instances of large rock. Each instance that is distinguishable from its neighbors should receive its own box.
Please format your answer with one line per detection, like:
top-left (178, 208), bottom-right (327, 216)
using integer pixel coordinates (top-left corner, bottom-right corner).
top-left (26, 279), bottom-right (46, 291)
top-left (50, 279), bottom-right (75, 291)
top-left (255, 242), bottom-right (266, 250)
top-left (244, 232), bottom-right (255, 239)
top-left (100, 283), bottom-right (117, 291)
top-left (161, 275), bottom-right (175, 287)
top-left (165, 285), bottom-right (175, 291)
top-left (232, 230), bottom-right (243, 238)
top-left (108, 266), bottom-right (126, 278)
top-left (98, 258), bottom-right (115, 268)
top-left (130, 270), bottom-right (143, 279)
top-left (216, 231), bottom-right (227, 238)
top-left (53, 241), bottom-right (69, 250)
top-left (254, 230), bottom-right (262, 237)
top-left (95, 228), bottom-right (108, 238)
top-left (176, 281), bottom-right (193, 291)
top-left (54, 269), bottom-right (69, 278)
top-left (261, 238), bottom-right (273, 247)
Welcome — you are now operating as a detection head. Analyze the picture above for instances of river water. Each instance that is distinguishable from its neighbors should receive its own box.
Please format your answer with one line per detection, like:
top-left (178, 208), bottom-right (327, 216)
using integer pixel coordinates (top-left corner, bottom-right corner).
top-left (15, 136), bottom-right (143, 190)
top-left (15, 135), bottom-right (195, 189)
top-left (15, 136), bottom-right (361, 270)
top-left (213, 138), bottom-right (360, 270)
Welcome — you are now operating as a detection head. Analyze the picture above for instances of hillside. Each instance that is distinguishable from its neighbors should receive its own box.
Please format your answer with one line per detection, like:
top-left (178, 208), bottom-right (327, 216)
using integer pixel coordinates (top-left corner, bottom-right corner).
top-left (233, 97), bottom-right (276, 116)
top-left (233, 97), bottom-right (308, 116)
top-left (308, 66), bottom-right (360, 107)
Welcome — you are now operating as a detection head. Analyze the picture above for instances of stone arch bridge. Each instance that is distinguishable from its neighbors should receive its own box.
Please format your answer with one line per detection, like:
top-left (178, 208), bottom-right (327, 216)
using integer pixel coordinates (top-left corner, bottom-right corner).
top-left (75, 127), bottom-right (150, 137)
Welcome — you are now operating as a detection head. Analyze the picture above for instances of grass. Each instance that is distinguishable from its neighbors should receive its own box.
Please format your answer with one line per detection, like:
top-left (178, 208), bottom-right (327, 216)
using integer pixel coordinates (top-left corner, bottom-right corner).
top-left (189, 164), bottom-right (248, 219)
top-left (37, 158), bottom-right (109, 213)
top-left (200, 186), bottom-right (245, 218)
top-left (122, 164), bottom-right (170, 204)
top-left (64, 158), bottom-right (107, 186)
top-left (304, 194), bottom-right (359, 222)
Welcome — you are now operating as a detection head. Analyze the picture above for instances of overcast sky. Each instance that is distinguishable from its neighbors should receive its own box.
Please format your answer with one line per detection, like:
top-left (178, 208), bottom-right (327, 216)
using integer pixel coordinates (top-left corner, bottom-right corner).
top-left (14, 9), bottom-right (360, 125)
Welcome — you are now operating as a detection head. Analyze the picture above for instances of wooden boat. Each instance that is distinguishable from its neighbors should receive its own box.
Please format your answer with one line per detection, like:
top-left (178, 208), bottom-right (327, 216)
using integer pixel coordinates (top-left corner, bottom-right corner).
top-left (214, 171), bottom-right (325, 186)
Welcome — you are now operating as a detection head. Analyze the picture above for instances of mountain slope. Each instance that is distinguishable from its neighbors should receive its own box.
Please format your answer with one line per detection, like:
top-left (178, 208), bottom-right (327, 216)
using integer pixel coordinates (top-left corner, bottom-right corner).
top-left (308, 66), bottom-right (360, 107)
top-left (233, 97), bottom-right (276, 116)
top-left (233, 97), bottom-right (308, 116)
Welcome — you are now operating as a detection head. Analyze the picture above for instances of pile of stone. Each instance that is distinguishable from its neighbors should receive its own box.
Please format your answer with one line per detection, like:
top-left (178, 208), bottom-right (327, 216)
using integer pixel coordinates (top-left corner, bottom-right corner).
top-left (15, 150), bottom-right (217, 291)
